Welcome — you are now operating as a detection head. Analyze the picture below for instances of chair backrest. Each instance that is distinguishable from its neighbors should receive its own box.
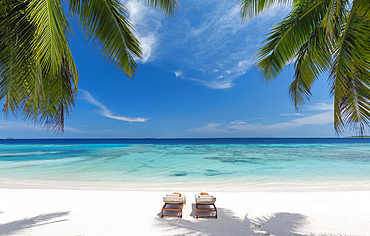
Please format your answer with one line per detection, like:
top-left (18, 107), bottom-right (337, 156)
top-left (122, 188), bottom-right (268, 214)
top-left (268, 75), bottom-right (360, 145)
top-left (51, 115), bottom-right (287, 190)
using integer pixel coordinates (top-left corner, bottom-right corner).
top-left (163, 193), bottom-right (185, 204)
top-left (195, 194), bottom-right (216, 204)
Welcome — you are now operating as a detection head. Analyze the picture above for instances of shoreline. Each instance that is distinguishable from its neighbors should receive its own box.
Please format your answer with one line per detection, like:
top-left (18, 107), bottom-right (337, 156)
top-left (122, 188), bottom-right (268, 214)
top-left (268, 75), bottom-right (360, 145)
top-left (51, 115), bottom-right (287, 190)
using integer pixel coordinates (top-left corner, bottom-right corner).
top-left (1, 178), bottom-right (370, 192)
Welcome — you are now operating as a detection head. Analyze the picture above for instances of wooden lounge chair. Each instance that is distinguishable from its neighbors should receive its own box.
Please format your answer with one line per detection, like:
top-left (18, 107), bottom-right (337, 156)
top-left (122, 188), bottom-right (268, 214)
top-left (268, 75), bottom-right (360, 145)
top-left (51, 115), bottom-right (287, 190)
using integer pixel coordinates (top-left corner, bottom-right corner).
top-left (195, 192), bottom-right (217, 219)
top-left (161, 192), bottom-right (186, 218)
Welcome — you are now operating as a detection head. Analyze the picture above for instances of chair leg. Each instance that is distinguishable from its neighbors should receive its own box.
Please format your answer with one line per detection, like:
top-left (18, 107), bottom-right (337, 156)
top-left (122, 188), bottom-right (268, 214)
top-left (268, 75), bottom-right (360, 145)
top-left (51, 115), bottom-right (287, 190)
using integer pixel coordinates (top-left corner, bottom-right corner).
top-left (179, 203), bottom-right (183, 218)
top-left (214, 203), bottom-right (217, 219)
top-left (161, 203), bottom-right (166, 218)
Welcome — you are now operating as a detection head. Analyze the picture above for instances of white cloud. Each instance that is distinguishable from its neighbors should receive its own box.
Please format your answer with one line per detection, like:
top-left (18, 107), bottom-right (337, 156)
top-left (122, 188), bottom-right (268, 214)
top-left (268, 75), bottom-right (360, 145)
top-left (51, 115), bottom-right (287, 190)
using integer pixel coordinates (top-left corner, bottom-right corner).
top-left (189, 123), bottom-right (227, 133)
top-left (206, 80), bottom-right (234, 89)
top-left (0, 120), bottom-right (84, 133)
top-left (192, 78), bottom-right (234, 89)
top-left (80, 90), bottom-right (149, 122)
top-left (124, 0), bottom-right (164, 63)
top-left (63, 126), bottom-right (86, 132)
top-left (174, 71), bottom-right (182, 77)
top-left (280, 113), bottom-right (304, 116)
top-left (183, 5), bottom-right (254, 88)
top-left (307, 102), bottom-right (334, 111)
top-left (138, 35), bottom-right (156, 62)
top-left (229, 120), bottom-right (247, 125)
top-left (173, 71), bottom-right (234, 89)
top-left (228, 110), bottom-right (333, 131)
top-left (238, 59), bottom-right (254, 69)
top-left (121, 0), bottom-right (291, 89)
top-left (0, 120), bottom-right (43, 131)
top-left (191, 103), bottom-right (334, 134)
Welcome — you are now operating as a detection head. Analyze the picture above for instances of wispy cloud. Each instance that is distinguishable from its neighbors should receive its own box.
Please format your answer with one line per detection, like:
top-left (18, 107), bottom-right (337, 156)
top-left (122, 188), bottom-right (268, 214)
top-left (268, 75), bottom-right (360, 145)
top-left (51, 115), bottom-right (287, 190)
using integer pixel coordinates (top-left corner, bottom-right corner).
top-left (190, 103), bottom-right (334, 134)
top-left (229, 120), bottom-right (247, 125)
top-left (172, 71), bottom-right (235, 89)
top-left (174, 71), bottom-right (182, 77)
top-left (63, 126), bottom-right (86, 133)
top-left (124, 0), bottom-right (163, 63)
top-left (307, 102), bottom-right (334, 111)
top-left (189, 123), bottom-right (227, 133)
top-left (166, 1), bottom-right (290, 89)
top-left (0, 120), bottom-right (43, 131)
top-left (80, 90), bottom-right (149, 122)
top-left (280, 113), bottom-right (305, 116)
top-left (227, 110), bottom-right (333, 131)
top-left (0, 120), bottom-right (84, 133)
top-left (122, 0), bottom-right (290, 89)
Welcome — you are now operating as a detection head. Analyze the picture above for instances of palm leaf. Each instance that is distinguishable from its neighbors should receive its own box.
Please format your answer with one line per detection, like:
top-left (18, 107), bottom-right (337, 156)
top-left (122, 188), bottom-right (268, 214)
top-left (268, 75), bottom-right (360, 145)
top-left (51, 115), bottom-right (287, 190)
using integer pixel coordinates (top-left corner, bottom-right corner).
top-left (143, 0), bottom-right (178, 17)
top-left (1, 0), bottom-right (77, 130)
top-left (256, 0), bottom-right (330, 81)
top-left (241, 0), bottom-right (370, 134)
top-left (353, 0), bottom-right (370, 19)
top-left (27, 0), bottom-right (72, 75)
top-left (321, 0), bottom-right (348, 39)
top-left (288, 25), bottom-right (332, 109)
top-left (69, 0), bottom-right (141, 78)
top-left (330, 6), bottom-right (370, 134)
top-left (239, 0), bottom-right (293, 21)
top-left (0, 0), bottom-right (37, 117)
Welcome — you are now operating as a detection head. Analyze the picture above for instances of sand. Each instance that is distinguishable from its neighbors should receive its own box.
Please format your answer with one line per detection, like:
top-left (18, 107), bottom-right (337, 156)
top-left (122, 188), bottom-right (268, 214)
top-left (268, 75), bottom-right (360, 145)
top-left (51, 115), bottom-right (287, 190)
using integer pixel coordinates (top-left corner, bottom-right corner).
top-left (0, 185), bottom-right (369, 236)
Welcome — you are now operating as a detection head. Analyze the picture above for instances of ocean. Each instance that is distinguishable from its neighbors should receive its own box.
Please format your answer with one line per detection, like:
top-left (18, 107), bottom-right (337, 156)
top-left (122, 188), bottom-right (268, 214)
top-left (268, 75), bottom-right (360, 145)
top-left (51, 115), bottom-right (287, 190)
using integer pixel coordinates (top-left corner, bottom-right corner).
top-left (1, 138), bottom-right (370, 190)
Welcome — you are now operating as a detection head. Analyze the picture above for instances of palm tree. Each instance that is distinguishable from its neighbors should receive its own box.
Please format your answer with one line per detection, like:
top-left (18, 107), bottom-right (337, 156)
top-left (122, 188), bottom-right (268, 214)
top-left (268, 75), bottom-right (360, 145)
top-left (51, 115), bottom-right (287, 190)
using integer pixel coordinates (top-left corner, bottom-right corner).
top-left (0, 0), bottom-right (177, 131)
top-left (239, 0), bottom-right (370, 135)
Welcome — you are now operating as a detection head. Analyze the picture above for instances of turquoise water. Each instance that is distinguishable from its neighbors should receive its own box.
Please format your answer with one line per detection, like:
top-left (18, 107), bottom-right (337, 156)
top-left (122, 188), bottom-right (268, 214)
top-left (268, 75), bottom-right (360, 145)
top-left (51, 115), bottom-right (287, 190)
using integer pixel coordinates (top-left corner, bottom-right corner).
top-left (1, 139), bottom-right (370, 186)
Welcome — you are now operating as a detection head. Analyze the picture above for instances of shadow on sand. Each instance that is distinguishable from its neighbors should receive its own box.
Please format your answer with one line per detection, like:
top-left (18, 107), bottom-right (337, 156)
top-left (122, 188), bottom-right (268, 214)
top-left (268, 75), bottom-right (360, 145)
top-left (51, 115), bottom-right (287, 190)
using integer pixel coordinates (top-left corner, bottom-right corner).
top-left (0, 211), bottom-right (70, 236)
top-left (155, 208), bottom-right (353, 236)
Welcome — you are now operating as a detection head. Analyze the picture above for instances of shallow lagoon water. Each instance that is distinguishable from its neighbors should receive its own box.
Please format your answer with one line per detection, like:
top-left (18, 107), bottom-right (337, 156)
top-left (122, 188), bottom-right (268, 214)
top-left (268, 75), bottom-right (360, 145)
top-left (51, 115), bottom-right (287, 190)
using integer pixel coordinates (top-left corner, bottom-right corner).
top-left (0, 138), bottom-right (370, 189)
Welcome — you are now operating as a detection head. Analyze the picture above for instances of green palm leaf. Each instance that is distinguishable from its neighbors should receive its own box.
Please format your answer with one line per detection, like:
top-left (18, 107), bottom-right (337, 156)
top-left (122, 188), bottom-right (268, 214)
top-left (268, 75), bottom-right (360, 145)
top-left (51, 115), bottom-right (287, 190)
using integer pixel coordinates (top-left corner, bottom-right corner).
top-left (144, 0), bottom-right (178, 17)
top-left (288, 26), bottom-right (332, 109)
top-left (0, 0), bottom-right (177, 131)
top-left (28, 0), bottom-right (72, 75)
top-left (241, 0), bottom-right (370, 134)
top-left (69, 0), bottom-right (141, 78)
top-left (256, 0), bottom-right (330, 81)
top-left (330, 5), bottom-right (370, 134)
top-left (0, 0), bottom-right (38, 116)
top-left (239, 0), bottom-right (294, 21)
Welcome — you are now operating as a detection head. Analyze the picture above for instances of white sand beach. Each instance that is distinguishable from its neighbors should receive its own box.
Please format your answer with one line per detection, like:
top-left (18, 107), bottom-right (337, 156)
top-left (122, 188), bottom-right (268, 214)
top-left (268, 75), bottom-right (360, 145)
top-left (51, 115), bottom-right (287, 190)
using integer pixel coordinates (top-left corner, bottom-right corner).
top-left (0, 185), bottom-right (369, 236)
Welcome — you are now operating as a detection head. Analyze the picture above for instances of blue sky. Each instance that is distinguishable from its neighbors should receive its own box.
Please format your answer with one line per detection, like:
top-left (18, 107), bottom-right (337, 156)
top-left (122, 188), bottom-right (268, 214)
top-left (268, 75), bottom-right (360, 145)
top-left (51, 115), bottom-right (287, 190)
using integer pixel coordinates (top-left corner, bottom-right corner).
top-left (0, 0), bottom-right (358, 138)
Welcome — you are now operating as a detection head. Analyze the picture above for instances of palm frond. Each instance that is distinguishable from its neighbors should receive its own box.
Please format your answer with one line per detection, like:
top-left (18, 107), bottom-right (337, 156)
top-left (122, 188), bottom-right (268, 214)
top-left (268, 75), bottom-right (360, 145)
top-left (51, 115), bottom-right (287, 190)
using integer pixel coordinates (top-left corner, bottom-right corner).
top-left (241, 0), bottom-right (370, 135)
top-left (289, 25), bottom-right (332, 109)
top-left (339, 75), bottom-right (370, 136)
top-left (352, 0), bottom-right (370, 19)
top-left (0, 0), bottom-right (37, 117)
top-left (330, 7), bottom-right (370, 134)
top-left (256, 0), bottom-right (330, 81)
top-left (23, 52), bottom-right (77, 132)
top-left (321, 0), bottom-right (348, 39)
top-left (1, 0), bottom-right (177, 132)
top-left (1, 0), bottom-right (77, 131)
top-left (143, 0), bottom-right (178, 18)
top-left (27, 0), bottom-right (72, 75)
top-left (69, 0), bottom-right (141, 78)
top-left (239, 0), bottom-right (293, 21)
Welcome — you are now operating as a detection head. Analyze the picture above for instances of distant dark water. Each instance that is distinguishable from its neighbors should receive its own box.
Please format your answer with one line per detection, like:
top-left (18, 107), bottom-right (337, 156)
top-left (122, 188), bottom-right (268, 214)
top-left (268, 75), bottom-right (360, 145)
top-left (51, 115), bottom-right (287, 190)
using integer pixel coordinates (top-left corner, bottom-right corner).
top-left (1, 137), bottom-right (370, 145)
